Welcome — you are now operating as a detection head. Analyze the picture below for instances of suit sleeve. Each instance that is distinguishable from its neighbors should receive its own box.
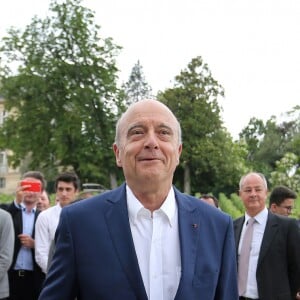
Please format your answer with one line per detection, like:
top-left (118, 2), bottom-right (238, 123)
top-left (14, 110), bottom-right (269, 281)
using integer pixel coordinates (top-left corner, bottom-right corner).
top-left (35, 212), bottom-right (51, 274)
top-left (215, 216), bottom-right (239, 300)
top-left (0, 211), bottom-right (14, 281)
top-left (38, 208), bottom-right (77, 300)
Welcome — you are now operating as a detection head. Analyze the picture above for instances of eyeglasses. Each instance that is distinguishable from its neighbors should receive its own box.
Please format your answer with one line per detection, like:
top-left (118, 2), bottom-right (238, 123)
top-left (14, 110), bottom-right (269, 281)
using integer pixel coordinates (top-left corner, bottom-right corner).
top-left (278, 205), bottom-right (293, 212)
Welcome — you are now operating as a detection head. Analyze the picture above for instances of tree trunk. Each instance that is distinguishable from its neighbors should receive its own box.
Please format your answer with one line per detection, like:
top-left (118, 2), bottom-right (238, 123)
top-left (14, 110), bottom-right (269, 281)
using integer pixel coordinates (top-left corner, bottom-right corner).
top-left (184, 163), bottom-right (191, 194)
top-left (110, 172), bottom-right (118, 189)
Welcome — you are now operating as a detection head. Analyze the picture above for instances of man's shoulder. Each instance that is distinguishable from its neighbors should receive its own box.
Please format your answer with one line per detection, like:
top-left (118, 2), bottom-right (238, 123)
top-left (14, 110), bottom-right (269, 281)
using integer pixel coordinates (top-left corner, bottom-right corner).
top-left (268, 212), bottom-right (300, 229)
top-left (0, 207), bottom-right (10, 216)
top-left (0, 207), bottom-right (11, 222)
top-left (174, 189), bottom-right (231, 221)
top-left (65, 187), bottom-right (123, 212)
top-left (269, 211), bottom-right (294, 222)
top-left (38, 205), bottom-right (59, 220)
top-left (233, 215), bottom-right (244, 224)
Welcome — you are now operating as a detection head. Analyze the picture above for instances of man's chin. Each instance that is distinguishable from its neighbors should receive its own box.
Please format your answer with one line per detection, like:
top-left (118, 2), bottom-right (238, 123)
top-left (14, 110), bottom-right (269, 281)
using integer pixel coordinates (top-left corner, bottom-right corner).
top-left (23, 201), bottom-right (35, 207)
top-left (23, 198), bottom-right (37, 205)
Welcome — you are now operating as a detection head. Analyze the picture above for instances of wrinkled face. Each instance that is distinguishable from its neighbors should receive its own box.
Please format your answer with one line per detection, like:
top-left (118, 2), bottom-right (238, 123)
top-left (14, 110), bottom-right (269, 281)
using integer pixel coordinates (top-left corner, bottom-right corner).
top-left (37, 190), bottom-right (50, 211)
top-left (113, 100), bottom-right (182, 189)
top-left (56, 181), bottom-right (78, 207)
top-left (270, 198), bottom-right (295, 217)
top-left (239, 173), bottom-right (268, 216)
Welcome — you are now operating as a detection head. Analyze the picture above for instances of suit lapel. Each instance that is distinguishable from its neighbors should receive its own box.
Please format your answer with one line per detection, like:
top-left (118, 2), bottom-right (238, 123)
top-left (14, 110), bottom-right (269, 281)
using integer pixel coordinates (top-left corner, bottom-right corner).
top-left (234, 217), bottom-right (245, 252)
top-left (104, 185), bottom-right (148, 300)
top-left (175, 189), bottom-right (200, 296)
top-left (257, 212), bottom-right (278, 266)
top-left (32, 209), bottom-right (40, 238)
top-left (235, 213), bottom-right (279, 267)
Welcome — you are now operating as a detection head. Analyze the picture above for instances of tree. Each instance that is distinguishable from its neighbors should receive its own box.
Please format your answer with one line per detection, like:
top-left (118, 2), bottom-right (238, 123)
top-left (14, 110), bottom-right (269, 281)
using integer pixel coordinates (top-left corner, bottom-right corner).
top-left (270, 152), bottom-right (300, 192)
top-left (0, 0), bottom-right (122, 186)
top-left (158, 56), bottom-right (246, 195)
top-left (239, 106), bottom-right (300, 181)
top-left (122, 60), bottom-right (152, 105)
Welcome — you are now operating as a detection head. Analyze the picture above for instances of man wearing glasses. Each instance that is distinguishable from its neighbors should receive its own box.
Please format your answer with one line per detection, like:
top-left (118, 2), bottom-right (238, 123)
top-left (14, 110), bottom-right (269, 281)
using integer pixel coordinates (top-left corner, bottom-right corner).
top-left (269, 185), bottom-right (300, 299)
top-left (269, 185), bottom-right (297, 217)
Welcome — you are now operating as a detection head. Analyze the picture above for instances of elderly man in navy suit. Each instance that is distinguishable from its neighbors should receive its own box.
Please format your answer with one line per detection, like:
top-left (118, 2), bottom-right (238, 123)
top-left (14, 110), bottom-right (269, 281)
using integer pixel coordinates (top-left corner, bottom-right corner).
top-left (39, 99), bottom-right (238, 300)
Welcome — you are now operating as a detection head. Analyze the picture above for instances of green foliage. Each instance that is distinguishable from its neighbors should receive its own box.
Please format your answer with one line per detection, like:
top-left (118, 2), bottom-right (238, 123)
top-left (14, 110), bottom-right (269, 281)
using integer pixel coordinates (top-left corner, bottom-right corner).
top-left (0, 0), bottom-right (123, 185)
top-left (0, 194), bottom-right (14, 204)
top-left (292, 196), bottom-right (300, 219)
top-left (218, 193), bottom-right (243, 219)
top-left (270, 152), bottom-right (300, 192)
top-left (229, 193), bottom-right (245, 212)
top-left (0, 1), bottom-right (299, 196)
top-left (122, 60), bottom-right (152, 105)
top-left (239, 106), bottom-right (300, 182)
top-left (159, 56), bottom-right (247, 195)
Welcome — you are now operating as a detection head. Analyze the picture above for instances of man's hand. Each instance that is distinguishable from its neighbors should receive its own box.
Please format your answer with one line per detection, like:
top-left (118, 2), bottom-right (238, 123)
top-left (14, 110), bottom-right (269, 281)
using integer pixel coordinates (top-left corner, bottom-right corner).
top-left (15, 182), bottom-right (32, 204)
top-left (18, 234), bottom-right (35, 248)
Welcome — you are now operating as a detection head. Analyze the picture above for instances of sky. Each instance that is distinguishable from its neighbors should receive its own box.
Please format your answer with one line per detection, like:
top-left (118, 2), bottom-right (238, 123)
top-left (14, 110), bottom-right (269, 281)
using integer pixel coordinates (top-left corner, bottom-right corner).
top-left (1, 0), bottom-right (300, 138)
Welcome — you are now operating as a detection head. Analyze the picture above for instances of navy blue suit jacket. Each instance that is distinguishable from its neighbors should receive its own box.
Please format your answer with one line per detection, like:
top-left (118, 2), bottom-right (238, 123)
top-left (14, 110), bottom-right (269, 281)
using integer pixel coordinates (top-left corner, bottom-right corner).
top-left (39, 184), bottom-right (238, 300)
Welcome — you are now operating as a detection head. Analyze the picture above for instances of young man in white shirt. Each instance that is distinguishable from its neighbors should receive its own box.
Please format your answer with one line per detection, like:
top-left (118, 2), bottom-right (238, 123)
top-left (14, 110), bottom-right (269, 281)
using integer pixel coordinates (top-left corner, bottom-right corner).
top-left (35, 172), bottom-right (79, 274)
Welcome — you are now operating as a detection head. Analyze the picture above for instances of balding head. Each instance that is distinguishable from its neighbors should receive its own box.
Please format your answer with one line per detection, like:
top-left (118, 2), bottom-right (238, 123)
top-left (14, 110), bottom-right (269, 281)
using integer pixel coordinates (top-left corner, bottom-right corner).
top-left (115, 99), bottom-right (182, 148)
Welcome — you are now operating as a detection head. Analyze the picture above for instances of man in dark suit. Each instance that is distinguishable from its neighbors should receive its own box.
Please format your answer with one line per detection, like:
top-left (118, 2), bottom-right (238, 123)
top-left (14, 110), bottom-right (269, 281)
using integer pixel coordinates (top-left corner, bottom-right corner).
top-left (269, 185), bottom-right (297, 217)
top-left (39, 99), bottom-right (238, 300)
top-left (234, 172), bottom-right (300, 300)
top-left (6, 171), bottom-right (46, 300)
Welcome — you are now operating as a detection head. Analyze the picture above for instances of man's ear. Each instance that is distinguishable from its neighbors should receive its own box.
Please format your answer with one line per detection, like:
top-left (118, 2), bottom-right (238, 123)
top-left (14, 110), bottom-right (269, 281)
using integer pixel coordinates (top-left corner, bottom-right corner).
top-left (113, 143), bottom-right (122, 167)
top-left (270, 203), bottom-right (277, 212)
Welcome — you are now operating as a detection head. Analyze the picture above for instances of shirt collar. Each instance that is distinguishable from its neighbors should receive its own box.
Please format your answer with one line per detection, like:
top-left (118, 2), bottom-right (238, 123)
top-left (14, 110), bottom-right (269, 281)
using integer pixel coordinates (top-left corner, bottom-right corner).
top-left (20, 203), bottom-right (36, 213)
top-left (126, 185), bottom-right (177, 227)
top-left (245, 206), bottom-right (268, 224)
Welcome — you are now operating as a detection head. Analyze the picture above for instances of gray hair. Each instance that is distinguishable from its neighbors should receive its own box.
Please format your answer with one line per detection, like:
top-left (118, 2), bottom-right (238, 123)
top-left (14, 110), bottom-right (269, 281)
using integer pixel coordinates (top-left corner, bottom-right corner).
top-left (239, 172), bottom-right (268, 190)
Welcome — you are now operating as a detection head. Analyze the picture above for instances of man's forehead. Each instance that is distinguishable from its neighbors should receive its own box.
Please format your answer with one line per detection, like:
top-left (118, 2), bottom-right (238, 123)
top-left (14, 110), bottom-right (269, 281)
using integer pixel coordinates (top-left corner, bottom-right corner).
top-left (243, 174), bottom-right (264, 184)
top-left (23, 177), bottom-right (41, 182)
top-left (128, 118), bottom-right (173, 127)
top-left (57, 181), bottom-right (74, 187)
top-left (122, 112), bottom-right (174, 131)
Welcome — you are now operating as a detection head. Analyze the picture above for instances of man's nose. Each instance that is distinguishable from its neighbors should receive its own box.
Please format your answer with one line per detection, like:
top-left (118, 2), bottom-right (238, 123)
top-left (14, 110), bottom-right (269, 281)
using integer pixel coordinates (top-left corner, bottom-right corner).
top-left (144, 132), bottom-right (159, 149)
top-left (249, 189), bottom-right (258, 197)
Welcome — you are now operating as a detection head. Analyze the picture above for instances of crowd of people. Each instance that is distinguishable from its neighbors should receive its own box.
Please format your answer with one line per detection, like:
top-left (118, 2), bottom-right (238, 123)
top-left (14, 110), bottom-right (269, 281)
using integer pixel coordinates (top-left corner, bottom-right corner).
top-left (0, 99), bottom-right (299, 300)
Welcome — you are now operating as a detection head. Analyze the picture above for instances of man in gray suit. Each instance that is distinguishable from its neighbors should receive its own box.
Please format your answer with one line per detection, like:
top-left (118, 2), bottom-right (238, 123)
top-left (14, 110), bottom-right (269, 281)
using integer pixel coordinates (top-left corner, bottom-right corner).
top-left (0, 208), bottom-right (14, 300)
top-left (234, 172), bottom-right (300, 300)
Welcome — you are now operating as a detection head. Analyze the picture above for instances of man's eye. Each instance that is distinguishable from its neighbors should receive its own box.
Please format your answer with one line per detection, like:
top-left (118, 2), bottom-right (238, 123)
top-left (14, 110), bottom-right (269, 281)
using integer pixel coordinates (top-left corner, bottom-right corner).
top-left (133, 129), bottom-right (143, 135)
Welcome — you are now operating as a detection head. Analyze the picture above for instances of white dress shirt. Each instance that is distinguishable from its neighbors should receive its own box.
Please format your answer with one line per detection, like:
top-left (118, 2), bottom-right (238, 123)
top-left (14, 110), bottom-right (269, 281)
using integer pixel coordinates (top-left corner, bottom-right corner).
top-left (238, 207), bottom-right (268, 298)
top-left (127, 185), bottom-right (181, 300)
top-left (35, 204), bottom-right (62, 273)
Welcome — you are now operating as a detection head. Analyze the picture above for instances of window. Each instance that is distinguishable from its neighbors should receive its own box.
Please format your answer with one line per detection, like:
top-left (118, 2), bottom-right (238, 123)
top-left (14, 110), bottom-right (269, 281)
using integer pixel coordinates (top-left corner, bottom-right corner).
top-left (0, 152), bottom-right (6, 166)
